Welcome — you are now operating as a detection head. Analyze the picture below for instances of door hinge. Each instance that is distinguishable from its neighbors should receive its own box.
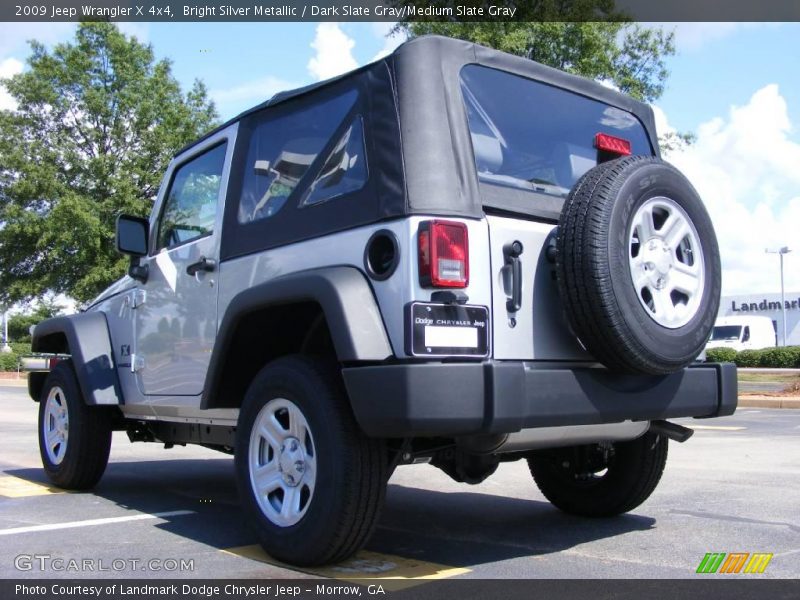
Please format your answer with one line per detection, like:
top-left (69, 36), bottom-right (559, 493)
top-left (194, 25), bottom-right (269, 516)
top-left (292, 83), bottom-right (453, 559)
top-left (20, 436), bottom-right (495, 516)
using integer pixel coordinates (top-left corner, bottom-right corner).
top-left (131, 354), bottom-right (145, 373)
top-left (130, 289), bottom-right (146, 309)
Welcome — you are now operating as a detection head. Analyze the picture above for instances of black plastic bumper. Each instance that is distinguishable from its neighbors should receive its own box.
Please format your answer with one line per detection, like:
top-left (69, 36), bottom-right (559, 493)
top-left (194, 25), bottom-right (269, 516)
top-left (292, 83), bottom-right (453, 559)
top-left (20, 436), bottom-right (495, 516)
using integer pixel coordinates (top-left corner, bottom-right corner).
top-left (342, 361), bottom-right (737, 437)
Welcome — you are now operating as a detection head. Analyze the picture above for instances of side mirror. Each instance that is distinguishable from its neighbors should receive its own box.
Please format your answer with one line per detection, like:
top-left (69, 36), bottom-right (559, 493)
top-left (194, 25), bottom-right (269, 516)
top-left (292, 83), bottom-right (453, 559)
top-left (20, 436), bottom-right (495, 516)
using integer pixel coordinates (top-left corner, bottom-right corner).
top-left (116, 215), bottom-right (150, 283)
top-left (116, 215), bottom-right (149, 256)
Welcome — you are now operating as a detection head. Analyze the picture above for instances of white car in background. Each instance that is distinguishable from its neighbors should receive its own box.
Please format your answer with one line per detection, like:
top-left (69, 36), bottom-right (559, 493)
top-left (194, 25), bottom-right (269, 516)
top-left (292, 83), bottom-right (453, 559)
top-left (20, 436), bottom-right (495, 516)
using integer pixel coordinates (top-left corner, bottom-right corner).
top-left (707, 316), bottom-right (776, 352)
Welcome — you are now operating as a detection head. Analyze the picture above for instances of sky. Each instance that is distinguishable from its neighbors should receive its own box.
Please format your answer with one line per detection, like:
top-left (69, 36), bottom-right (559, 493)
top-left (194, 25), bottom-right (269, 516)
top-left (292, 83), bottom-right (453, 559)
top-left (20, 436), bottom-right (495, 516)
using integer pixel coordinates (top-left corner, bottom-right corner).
top-left (1, 21), bottom-right (798, 298)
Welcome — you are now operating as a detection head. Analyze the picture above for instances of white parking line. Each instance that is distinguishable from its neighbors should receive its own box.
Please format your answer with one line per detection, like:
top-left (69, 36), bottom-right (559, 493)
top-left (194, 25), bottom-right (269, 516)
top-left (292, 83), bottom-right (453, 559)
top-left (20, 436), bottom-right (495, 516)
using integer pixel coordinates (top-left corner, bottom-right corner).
top-left (0, 510), bottom-right (195, 536)
top-left (690, 425), bottom-right (746, 431)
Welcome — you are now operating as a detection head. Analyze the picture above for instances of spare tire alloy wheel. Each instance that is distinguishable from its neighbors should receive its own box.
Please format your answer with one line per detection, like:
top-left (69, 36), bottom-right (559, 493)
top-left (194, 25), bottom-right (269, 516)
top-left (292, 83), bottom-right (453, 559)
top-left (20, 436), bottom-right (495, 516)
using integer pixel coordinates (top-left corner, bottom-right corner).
top-left (556, 156), bottom-right (721, 374)
top-left (629, 197), bottom-right (704, 329)
top-left (248, 398), bottom-right (316, 527)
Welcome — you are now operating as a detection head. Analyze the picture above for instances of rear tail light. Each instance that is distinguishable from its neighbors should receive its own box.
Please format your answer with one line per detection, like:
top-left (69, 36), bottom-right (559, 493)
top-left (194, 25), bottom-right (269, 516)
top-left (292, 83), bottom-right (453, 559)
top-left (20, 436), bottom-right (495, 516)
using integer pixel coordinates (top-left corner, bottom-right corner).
top-left (595, 132), bottom-right (632, 157)
top-left (418, 220), bottom-right (469, 288)
top-left (48, 357), bottom-right (61, 370)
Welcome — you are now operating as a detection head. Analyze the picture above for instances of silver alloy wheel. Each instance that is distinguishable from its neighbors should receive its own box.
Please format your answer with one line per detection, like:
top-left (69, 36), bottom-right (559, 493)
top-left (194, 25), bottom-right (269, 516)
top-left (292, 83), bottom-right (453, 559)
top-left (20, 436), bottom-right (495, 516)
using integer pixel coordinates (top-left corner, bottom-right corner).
top-left (248, 397), bottom-right (317, 527)
top-left (628, 196), bottom-right (705, 329)
top-left (43, 386), bottom-right (69, 465)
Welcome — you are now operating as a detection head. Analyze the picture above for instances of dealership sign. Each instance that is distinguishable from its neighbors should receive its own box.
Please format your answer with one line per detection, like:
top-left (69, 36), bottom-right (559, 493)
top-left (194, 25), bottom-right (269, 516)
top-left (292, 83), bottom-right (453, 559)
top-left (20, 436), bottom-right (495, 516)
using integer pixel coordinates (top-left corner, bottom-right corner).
top-left (731, 298), bottom-right (800, 312)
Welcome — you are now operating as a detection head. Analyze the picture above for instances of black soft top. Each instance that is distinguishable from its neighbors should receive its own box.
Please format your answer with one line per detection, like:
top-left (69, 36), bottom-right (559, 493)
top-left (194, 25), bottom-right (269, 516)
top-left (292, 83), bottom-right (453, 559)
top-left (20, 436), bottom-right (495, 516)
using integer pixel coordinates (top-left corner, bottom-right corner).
top-left (187, 35), bottom-right (659, 227)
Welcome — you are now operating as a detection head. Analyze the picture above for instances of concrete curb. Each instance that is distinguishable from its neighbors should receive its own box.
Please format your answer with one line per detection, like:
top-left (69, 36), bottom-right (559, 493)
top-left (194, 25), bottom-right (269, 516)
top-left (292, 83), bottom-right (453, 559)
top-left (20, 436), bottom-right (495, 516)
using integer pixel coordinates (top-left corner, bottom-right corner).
top-left (738, 395), bottom-right (800, 409)
top-left (0, 378), bottom-right (27, 387)
top-left (739, 368), bottom-right (800, 374)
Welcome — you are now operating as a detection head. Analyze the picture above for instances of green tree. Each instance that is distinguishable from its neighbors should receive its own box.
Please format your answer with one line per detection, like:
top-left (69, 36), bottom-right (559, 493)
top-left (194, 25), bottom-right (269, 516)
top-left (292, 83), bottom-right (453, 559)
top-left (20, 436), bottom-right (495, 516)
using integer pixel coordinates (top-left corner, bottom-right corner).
top-left (0, 22), bottom-right (218, 305)
top-left (7, 298), bottom-right (63, 342)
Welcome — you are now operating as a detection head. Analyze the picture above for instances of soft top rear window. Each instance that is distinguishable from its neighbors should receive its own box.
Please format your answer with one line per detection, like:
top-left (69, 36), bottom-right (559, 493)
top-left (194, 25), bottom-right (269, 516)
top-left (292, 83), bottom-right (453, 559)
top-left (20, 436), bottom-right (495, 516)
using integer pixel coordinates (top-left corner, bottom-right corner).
top-left (460, 64), bottom-right (653, 200)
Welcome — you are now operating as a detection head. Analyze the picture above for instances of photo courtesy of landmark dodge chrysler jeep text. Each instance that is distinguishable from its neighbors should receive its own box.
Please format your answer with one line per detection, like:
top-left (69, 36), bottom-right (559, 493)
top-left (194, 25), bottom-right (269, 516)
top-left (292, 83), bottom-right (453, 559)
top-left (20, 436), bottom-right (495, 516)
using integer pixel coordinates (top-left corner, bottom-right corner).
top-left (28, 36), bottom-right (737, 566)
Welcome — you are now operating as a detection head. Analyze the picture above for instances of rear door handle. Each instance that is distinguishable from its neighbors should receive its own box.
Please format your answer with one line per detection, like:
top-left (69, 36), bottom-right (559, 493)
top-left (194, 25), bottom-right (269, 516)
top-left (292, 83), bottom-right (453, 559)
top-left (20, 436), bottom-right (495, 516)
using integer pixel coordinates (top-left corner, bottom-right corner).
top-left (503, 241), bottom-right (524, 312)
top-left (186, 256), bottom-right (216, 276)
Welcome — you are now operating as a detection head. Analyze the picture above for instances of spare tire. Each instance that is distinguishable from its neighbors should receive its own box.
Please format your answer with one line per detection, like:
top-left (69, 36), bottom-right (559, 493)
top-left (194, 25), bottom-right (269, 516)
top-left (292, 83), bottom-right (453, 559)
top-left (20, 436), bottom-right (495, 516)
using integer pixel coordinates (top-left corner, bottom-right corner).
top-left (556, 156), bottom-right (720, 374)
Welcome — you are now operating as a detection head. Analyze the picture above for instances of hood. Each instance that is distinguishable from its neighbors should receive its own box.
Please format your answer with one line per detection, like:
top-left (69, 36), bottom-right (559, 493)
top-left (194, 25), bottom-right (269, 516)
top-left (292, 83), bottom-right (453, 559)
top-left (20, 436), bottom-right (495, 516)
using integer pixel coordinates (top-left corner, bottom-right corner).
top-left (85, 275), bottom-right (137, 310)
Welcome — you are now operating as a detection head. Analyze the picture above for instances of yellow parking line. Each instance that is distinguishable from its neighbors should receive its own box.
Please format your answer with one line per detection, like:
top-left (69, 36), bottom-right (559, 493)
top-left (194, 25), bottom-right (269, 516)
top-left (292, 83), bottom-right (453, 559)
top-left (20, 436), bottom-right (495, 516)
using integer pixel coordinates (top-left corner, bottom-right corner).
top-left (690, 425), bottom-right (746, 431)
top-left (222, 545), bottom-right (470, 590)
top-left (0, 475), bottom-right (67, 498)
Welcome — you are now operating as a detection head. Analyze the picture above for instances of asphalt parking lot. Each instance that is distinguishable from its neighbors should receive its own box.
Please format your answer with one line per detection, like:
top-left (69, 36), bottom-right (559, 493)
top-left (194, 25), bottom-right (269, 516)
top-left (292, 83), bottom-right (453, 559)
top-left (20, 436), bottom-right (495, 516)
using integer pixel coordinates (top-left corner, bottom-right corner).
top-left (1, 382), bottom-right (798, 584)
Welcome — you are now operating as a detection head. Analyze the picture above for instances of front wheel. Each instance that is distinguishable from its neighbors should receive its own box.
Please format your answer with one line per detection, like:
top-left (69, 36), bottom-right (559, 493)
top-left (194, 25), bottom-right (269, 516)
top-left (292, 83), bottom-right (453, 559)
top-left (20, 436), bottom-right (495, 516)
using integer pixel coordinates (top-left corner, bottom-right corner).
top-left (235, 355), bottom-right (386, 566)
top-left (527, 432), bottom-right (668, 517)
top-left (38, 360), bottom-right (112, 489)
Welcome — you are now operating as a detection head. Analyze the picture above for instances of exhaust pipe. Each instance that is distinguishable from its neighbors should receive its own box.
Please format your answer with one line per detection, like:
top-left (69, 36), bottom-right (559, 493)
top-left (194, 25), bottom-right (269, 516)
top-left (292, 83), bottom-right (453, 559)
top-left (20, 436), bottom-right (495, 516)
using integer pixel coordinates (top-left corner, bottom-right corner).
top-left (649, 420), bottom-right (694, 443)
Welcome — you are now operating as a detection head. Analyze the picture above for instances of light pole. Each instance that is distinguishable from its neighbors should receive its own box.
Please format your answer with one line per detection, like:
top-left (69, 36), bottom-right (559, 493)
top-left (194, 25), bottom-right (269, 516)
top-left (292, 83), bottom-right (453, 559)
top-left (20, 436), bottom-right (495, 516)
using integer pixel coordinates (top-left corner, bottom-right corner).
top-left (765, 246), bottom-right (792, 346)
top-left (1, 309), bottom-right (11, 354)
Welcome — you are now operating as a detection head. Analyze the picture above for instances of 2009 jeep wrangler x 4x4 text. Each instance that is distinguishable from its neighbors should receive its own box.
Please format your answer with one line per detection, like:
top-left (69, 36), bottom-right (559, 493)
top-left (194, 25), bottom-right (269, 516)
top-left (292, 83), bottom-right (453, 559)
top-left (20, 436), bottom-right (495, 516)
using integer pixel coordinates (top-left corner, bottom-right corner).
top-left (29, 36), bottom-right (736, 566)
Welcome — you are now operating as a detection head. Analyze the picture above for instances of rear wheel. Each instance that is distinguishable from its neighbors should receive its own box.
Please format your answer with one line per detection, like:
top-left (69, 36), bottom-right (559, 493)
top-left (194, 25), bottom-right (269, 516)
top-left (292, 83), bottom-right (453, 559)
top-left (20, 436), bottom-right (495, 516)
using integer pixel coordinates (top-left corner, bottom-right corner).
top-left (38, 360), bottom-right (112, 490)
top-left (527, 432), bottom-right (668, 517)
top-left (235, 355), bottom-right (386, 566)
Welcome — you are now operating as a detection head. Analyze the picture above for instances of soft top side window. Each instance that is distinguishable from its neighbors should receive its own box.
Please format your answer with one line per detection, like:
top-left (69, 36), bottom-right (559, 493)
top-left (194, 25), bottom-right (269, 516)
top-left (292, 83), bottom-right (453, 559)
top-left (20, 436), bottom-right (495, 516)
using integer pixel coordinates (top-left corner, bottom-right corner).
top-left (237, 90), bottom-right (357, 224)
top-left (299, 116), bottom-right (368, 208)
top-left (157, 142), bottom-right (227, 252)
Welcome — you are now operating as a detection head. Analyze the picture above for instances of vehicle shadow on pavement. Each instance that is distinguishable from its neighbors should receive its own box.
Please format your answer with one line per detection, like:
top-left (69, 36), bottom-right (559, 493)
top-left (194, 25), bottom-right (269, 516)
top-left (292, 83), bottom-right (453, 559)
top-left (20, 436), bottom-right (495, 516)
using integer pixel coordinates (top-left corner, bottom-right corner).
top-left (5, 461), bottom-right (655, 570)
top-left (5, 458), bottom-right (248, 550)
top-left (373, 483), bottom-right (657, 567)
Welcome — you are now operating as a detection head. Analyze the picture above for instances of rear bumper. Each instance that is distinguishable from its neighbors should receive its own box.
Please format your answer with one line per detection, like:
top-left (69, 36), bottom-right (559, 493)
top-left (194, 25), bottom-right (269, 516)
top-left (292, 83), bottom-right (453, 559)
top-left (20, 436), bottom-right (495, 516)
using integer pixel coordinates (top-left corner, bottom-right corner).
top-left (342, 361), bottom-right (737, 437)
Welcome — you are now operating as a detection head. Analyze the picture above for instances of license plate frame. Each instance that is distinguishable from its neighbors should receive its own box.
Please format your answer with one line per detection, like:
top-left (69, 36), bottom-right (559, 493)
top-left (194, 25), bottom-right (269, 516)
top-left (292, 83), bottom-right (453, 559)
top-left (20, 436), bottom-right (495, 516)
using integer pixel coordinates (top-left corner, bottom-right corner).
top-left (405, 302), bottom-right (490, 357)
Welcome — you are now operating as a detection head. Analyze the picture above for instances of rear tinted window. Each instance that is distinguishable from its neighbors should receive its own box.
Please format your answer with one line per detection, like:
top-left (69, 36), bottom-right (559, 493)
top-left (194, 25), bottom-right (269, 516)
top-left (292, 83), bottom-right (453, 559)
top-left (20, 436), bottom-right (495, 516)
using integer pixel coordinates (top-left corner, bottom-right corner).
top-left (460, 65), bottom-right (653, 199)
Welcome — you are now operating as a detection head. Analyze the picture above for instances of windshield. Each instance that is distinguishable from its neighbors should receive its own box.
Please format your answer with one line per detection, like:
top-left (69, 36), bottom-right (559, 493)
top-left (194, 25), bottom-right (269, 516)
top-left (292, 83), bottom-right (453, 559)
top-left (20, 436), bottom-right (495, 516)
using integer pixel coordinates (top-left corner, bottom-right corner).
top-left (710, 325), bottom-right (742, 341)
top-left (460, 65), bottom-right (653, 199)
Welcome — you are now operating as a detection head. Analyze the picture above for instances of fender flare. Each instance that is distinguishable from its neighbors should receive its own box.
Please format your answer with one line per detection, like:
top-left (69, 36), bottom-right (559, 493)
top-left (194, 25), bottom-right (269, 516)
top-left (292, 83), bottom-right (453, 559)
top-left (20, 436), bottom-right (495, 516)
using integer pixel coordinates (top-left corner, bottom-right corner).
top-left (201, 266), bottom-right (393, 409)
top-left (31, 312), bottom-right (123, 405)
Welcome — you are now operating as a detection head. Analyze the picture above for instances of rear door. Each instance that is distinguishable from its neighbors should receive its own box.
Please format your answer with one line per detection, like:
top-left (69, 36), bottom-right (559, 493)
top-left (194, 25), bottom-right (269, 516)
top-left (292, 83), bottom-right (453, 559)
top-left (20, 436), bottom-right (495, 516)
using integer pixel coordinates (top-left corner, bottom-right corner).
top-left (460, 65), bottom-right (655, 360)
top-left (486, 214), bottom-right (587, 360)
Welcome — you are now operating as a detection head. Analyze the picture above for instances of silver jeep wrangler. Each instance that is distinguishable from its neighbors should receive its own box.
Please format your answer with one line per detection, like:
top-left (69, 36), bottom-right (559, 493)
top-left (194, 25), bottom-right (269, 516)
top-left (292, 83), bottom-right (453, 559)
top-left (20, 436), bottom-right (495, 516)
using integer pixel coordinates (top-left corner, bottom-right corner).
top-left (29, 36), bottom-right (736, 566)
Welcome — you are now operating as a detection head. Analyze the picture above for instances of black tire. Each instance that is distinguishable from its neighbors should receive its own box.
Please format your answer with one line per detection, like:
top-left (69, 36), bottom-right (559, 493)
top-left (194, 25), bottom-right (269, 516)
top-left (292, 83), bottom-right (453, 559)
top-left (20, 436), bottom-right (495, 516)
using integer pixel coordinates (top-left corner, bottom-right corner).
top-left (556, 156), bottom-right (721, 374)
top-left (38, 360), bottom-right (112, 490)
top-left (528, 432), bottom-right (668, 517)
top-left (234, 355), bottom-right (386, 566)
